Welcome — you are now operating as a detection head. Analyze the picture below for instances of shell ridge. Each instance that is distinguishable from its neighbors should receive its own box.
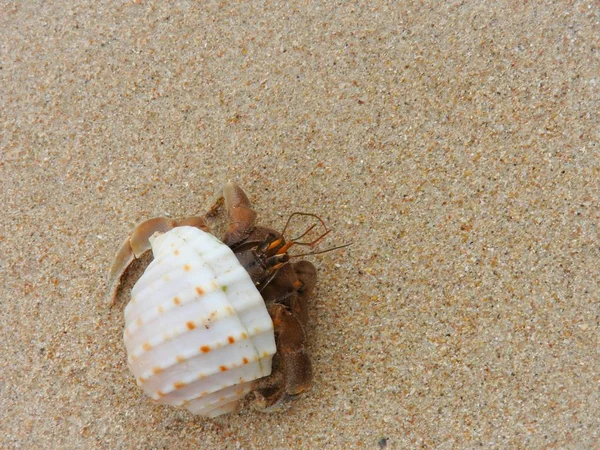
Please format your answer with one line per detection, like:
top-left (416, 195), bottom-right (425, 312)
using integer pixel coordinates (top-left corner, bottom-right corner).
top-left (127, 246), bottom-right (209, 320)
top-left (151, 358), bottom-right (267, 401)
top-left (125, 274), bottom-right (219, 342)
top-left (126, 230), bottom-right (226, 331)
top-left (201, 244), bottom-right (265, 375)
top-left (127, 294), bottom-right (271, 360)
top-left (147, 237), bottom-right (254, 397)
top-left (190, 381), bottom-right (254, 411)
top-left (131, 230), bottom-right (193, 292)
top-left (211, 266), bottom-right (276, 377)
top-left (125, 274), bottom-right (193, 332)
top-left (135, 327), bottom-right (277, 383)
top-left (123, 227), bottom-right (277, 417)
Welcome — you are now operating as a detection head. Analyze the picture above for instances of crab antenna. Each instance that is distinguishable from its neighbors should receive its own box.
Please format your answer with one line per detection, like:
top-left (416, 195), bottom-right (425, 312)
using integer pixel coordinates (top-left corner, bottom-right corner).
top-left (281, 212), bottom-right (328, 237)
top-left (289, 242), bottom-right (353, 258)
top-left (263, 241), bottom-right (352, 290)
top-left (276, 227), bottom-right (332, 255)
top-left (291, 228), bottom-right (332, 247)
top-left (290, 223), bottom-right (317, 242)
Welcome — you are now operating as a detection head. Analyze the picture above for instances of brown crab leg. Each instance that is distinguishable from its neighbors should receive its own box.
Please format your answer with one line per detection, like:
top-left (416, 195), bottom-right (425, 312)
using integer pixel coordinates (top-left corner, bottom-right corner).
top-left (253, 302), bottom-right (312, 410)
top-left (105, 216), bottom-right (207, 305)
top-left (289, 260), bottom-right (317, 326)
top-left (252, 260), bottom-right (317, 410)
top-left (271, 303), bottom-right (313, 395)
top-left (223, 182), bottom-right (258, 247)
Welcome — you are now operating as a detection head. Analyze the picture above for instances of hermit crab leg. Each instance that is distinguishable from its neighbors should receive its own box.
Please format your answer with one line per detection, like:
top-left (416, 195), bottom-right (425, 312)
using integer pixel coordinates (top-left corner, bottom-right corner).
top-left (254, 301), bottom-right (313, 410)
top-left (105, 216), bottom-right (208, 305)
top-left (223, 181), bottom-right (258, 247)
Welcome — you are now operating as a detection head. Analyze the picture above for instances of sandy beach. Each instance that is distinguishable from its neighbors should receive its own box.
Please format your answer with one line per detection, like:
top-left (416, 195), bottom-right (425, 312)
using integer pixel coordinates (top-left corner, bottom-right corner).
top-left (1, 1), bottom-right (598, 448)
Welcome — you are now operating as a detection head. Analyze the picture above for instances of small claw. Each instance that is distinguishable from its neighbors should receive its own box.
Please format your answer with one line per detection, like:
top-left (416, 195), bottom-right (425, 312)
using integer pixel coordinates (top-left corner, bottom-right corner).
top-left (223, 182), bottom-right (257, 247)
top-left (293, 260), bottom-right (317, 295)
top-left (252, 389), bottom-right (291, 412)
top-left (252, 385), bottom-right (306, 412)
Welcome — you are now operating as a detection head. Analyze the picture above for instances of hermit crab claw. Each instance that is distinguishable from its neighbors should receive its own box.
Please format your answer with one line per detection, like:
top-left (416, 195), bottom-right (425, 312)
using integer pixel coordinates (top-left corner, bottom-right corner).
top-left (223, 181), bottom-right (258, 247)
top-left (105, 215), bottom-right (208, 305)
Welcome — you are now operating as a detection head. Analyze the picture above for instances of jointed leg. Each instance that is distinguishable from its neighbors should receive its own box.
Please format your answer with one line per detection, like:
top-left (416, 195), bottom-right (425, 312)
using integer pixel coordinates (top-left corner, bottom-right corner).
top-left (253, 302), bottom-right (312, 410)
top-left (222, 182), bottom-right (257, 247)
top-left (105, 216), bottom-right (208, 305)
top-left (252, 261), bottom-right (316, 410)
top-left (290, 261), bottom-right (317, 326)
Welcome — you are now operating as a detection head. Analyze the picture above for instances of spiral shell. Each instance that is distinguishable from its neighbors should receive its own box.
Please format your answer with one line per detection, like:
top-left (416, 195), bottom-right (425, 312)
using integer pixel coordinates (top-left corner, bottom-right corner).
top-left (123, 226), bottom-right (276, 417)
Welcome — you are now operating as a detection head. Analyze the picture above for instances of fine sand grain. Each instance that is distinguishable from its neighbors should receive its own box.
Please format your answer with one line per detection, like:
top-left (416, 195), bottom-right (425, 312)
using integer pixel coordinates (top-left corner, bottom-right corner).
top-left (1, 2), bottom-right (598, 449)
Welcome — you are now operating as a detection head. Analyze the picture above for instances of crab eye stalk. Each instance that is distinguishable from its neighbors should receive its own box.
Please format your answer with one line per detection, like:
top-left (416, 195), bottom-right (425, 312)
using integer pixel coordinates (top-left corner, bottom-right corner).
top-left (256, 234), bottom-right (281, 254)
top-left (266, 253), bottom-right (290, 269)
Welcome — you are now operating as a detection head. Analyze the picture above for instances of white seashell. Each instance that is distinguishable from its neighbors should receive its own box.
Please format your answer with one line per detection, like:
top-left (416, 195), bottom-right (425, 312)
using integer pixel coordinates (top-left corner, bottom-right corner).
top-left (123, 226), bottom-right (277, 417)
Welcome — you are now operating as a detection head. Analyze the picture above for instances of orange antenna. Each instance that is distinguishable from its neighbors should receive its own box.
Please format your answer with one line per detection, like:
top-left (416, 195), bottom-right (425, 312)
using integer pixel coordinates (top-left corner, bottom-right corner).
top-left (277, 211), bottom-right (351, 256)
top-left (291, 228), bottom-right (331, 247)
top-left (281, 212), bottom-right (328, 237)
top-left (290, 223), bottom-right (317, 242)
top-left (289, 242), bottom-right (352, 258)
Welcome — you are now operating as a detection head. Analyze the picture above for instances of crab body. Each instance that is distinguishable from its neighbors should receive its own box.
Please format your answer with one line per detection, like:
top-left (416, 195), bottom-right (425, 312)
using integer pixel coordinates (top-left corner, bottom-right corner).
top-left (107, 183), bottom-right (316, 416)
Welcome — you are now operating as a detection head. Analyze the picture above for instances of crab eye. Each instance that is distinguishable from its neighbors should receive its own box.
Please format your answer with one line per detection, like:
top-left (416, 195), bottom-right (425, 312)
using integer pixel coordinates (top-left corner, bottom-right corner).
top-left (265, 254), bottom-right (289, 269)
top-left (257, 234), bottom-right (280, 253)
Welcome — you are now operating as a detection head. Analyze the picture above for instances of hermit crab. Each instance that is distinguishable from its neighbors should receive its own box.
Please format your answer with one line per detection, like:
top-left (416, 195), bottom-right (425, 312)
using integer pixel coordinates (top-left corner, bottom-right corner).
top-left (106, 182), bottom-right (330, 417)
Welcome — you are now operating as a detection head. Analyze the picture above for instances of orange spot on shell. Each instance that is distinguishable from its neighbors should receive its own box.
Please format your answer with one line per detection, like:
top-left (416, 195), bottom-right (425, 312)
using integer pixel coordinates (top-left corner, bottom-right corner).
top-left (157, 390), bottom-right (165, 397)
top-left (176, 355), bottom-right (185, 363)
top-left (186, 321), bottom-right (196, 330)
top-left (152, 366), bottom-right (162, 374)
top-left (243, 357), bottom-right (249, 364)
top-left (143, 342), bottom-right (152, 351)
top-left (139, 376), bottom-right (147, 383)
top-left (228, 336), bottom-right (235, 344)
top-left (173, 381), bottom-right (186, 389)
top-left (157, 305), bottom-right (164, 313)
top-left (241, 332), bottom-right (248, 339)
top-left (195, 286), bottom-right (204, 295)
top-left (183, 264), bottom-right (191, 271)
top-left (200, 345), bottom-right (211, 353)
top-left (174, 249), bottom-right (180, 255)
top-left (220, 365), bottom-right (228, 371)
top-left (173, 297), bottom-right (181, 305)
